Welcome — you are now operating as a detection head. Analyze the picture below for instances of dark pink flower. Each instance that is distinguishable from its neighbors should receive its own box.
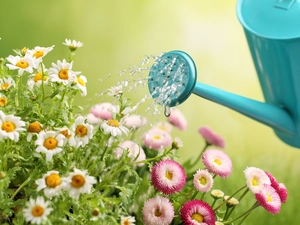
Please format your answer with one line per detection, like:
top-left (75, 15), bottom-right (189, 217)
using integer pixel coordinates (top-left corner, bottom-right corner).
top-left (168, 107), bottom-right (187, 131)
top-left (180, 200), bottom-right (215, 225)
top-left (255, 184), bottom-right (281, 214)
top-left (277, 183), bottom-right (288, 203)
top-left (142, 196), bottom-right (174, 225)
top-left (198, 126), bottom-right (225, 148)
top-left (202, 149), bottom-right (232, 178)
top-left (151, 159), bottom-right (186, 195)
top-left (265, 172), bottom-right (280, 190)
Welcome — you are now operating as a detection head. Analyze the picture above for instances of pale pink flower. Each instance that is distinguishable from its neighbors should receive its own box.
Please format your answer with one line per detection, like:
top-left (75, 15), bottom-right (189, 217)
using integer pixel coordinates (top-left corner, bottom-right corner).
top-left (115, 140), bottom-right (146, 166)
top-left (167, 107), bottom-right (187, 130)
top-left (198, 126), bottom-right (225, 148)
top-left (122, 114), bottom-right (147, 129)
top-left (180, 199), bottom-right (215, 225)
top-left (142, 128), bottom-right (172, 150)
top-left (153, 121), bottom-right (173, 133)
top-left (244, 167), bottom-right (271, 194)
top-left (90, 102), bottom-right (118, 120)
top-left (202, 149), bottom-right (232, 178)
top-left (142, 196), bottom-right (174, 225)
top-left (86, 113), bottom-right (102, 125)
top-left (193, 169), bottom-right (214, 193)
top-left (151, 159), bottom-right (186, 195)
top-left (255, 184), bottom-right (281, 214)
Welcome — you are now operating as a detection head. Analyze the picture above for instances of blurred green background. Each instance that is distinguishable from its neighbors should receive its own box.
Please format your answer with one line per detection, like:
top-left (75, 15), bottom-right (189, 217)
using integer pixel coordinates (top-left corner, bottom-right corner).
top-left (1, 0), bottom-right (299, 224)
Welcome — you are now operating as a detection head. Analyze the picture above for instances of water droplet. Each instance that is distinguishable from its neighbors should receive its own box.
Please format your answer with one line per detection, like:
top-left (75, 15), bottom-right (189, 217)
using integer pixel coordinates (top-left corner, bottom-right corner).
top-left (164, 106), bottom-right (171, 117)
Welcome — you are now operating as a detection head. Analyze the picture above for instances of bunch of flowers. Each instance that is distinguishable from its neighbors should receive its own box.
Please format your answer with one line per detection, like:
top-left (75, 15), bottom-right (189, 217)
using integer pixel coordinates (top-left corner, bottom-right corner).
top-left (0, 39), bottom-right (288, 225)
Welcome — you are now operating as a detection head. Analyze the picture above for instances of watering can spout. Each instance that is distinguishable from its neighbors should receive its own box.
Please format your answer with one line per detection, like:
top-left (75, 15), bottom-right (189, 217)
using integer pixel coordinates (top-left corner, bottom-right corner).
top-left (192, 82), bottom-right (296, 135)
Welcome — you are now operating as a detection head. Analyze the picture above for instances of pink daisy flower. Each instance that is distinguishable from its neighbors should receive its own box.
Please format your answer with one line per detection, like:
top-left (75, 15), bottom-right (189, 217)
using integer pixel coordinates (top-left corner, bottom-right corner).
top-left (201, 149), bottom-right (232, 178)
top-left (255, 184), bottom-right (281, 214)
top-left (151, 159), bottom-right (186, 195)
top-left (115, 140), bottom-right (146, 167)
top-left (244, 167), bottom-right (271, 194)
top-left (277, 183), bottom-right (288, 203)
top-left (193, 169), bottom-right (214, 193)
top-left (142, 196), bottom-right (174, 225)
top-left (121, 114), bottom-right (147, 129)
top-left (168, 107), bottom-right (187, 130)
top-left (198, 126), bottom-right (225, 148)
top-left (142, 128), bottom-right (172, 150)
top-left (180, 199), bottom-right (216, 225)
top-left (265, 172), bottom-right (280, 190)
top-left (90, 102), bottom-right (118, 120)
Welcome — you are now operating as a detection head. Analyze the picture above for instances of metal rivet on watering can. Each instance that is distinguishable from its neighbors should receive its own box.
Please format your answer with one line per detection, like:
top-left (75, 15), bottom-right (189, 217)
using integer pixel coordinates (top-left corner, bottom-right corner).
top-left (148, 0), bottom-right (300, 148)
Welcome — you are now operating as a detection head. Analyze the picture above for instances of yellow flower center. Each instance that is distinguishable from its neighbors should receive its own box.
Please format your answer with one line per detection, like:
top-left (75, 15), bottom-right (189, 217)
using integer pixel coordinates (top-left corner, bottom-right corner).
top-left (153, 135), bottom-right (161, 140)
top-left (199, 177), bottom-right (207, 185)
top-left (165, 170), bottom-right (173, 180)
top-left (77, 77), bottom-right (85, 86)
top-left (252, 177), bottom-right (259, 186)
top-left (16, 60), bottom-right (29, 69)
top-left (75, 125), bottom-right (87, 137)
top-left (267, 194), bottom-right (273, 202)
top-left (31, 205), bottom-right (44, 217)
top-left (154, 208), bottom-right (162, 217)
top-left (1, 83), bottom-right (10, 90)
top-left (34, 72), bottom-right (48, 83)
top-left (1, 121), bottom-right (15, 132)
top-left (0, 97), bottom-right (7, 106)
top-left (46, 173), bottom-right (62, 188)
top-left (28, 122), bottom-right (42, 133)
top-left (92, 208), bottom-right (100, 216)
top-left (58, 69), bottom-right (69, 80)
top-left (44, 137), bottom-right (58, 150)
top-left (214, 159), bottom-right (222, 166)
top-left (60, 129), bottom-right (71, 138)
top-left (191, 213), bottom-right (203, 223)
top-left (33, 50), bottom-right (44, 58)
top-left (107, 119), bottom-right (120, 127)
top-left (124, 219), bottom-right (130, 225)
top-left (71, 174), bottom-right (85, 188)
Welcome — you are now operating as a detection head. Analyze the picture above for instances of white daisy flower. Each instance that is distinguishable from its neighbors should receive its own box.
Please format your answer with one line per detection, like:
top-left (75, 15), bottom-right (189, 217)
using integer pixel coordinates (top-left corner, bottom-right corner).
top-left (70, 116), bottom-right (93, 147)
top-left (121, 216), bottom-right (136, 225)
top-left (75, 75), bottom-right (87, 96)
top-left (48, 59), bottom-right (78, 85)
top-left (6, 55), bottom-right (35, 75)
top-left (0, 76), bottom-right (15, 91)
top-left (63, 39), bottom-right (83, 51)
top-left (57, 126), bottom-right (76, 146)
top-left (36, 170), bottom-right (65, 198)
top-left (0, 110), bottom-right (26, 142)
top-left (0, 93), bottom-right (7, 107)
top-left (23, 196), bottom-right (53, 225)
top-left (63, 168), bottom-right (96, 200)
top-left (35, 131), bottom-right (65, 161)
top-left (27, 68), bottom-right (49, 90)
top-left (101, 119), bottom-right (129, 137)
top-left (26, 45), bottom-right (54, 67)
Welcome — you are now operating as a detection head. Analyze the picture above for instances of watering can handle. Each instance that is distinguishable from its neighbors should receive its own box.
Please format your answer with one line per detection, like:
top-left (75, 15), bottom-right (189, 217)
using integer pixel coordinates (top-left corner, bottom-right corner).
top-left (192, 82), bottom-right (296, 135)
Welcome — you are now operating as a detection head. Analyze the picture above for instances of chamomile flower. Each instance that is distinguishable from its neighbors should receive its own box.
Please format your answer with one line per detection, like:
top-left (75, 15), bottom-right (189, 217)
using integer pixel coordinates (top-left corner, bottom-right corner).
top-left (64, 168), bottom-right (96, 200)
top-left (193, 169), bottom-right (214, 193)
top-left (101, 119), bottom-right (129, 137)
top-left (121, 216), bottom-right (136, 225)
top-left (244, 167), bottom-right (271, 194)
top-left (202, 149), bottom-right (232, 178)
top-left (6, 55), bottom-right (35, 75)
top-left (57, 126), bottom-right (76, 146)
top-left (35, 131), bottom-right (65, 161)
top-left (27, 69), bottom-right (49, 90)
top-left (23, 196), bottom-right (53, 225)
top-left (63, 39), bottom-right (83, 51)
top-left (0, 76), bottom-right (15, 91)
top-left (26, 45), bottom-right (54, 59)
top-left (180, 199), bottom-right (216, 225)
top-left (70, 116), bottom-right (93, 147)
top-left (36, 170), bottom-right (65, 198)
top-left (48, 59), bottom-right (78, 85)
top-left (75, 75), bottom-right (87, 96)
top-left (0, 110), bottom-right (26, 142)
top-left (27, 121), bottom-right (43, 141)
top-left (151, 159), bottom-right (186, 195)
top-left (0, 93), bottom-right (7, 107)
top-left (142, 196), bottom-right (174, 225)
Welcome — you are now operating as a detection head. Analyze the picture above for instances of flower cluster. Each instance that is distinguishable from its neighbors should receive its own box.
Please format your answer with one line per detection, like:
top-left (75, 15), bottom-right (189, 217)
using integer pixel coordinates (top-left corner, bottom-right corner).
top-left (0, 39), bottom-right (288, 225)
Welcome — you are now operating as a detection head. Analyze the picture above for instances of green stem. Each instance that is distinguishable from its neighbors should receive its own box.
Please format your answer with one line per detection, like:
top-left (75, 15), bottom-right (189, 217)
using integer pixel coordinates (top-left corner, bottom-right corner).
top-left (188, 142), bottom-right (210, 169)
top-left (223, 202), bottom-right (259, 224)
top-left (10, 174), bottom-right (33, 200)
top-left (135, 147), bottom-right (174, 165)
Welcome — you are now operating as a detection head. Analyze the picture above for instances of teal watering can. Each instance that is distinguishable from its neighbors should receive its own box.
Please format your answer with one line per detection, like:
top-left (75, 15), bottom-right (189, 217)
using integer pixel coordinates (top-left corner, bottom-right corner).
top-left (148, 0), bottom-right (300, 148)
